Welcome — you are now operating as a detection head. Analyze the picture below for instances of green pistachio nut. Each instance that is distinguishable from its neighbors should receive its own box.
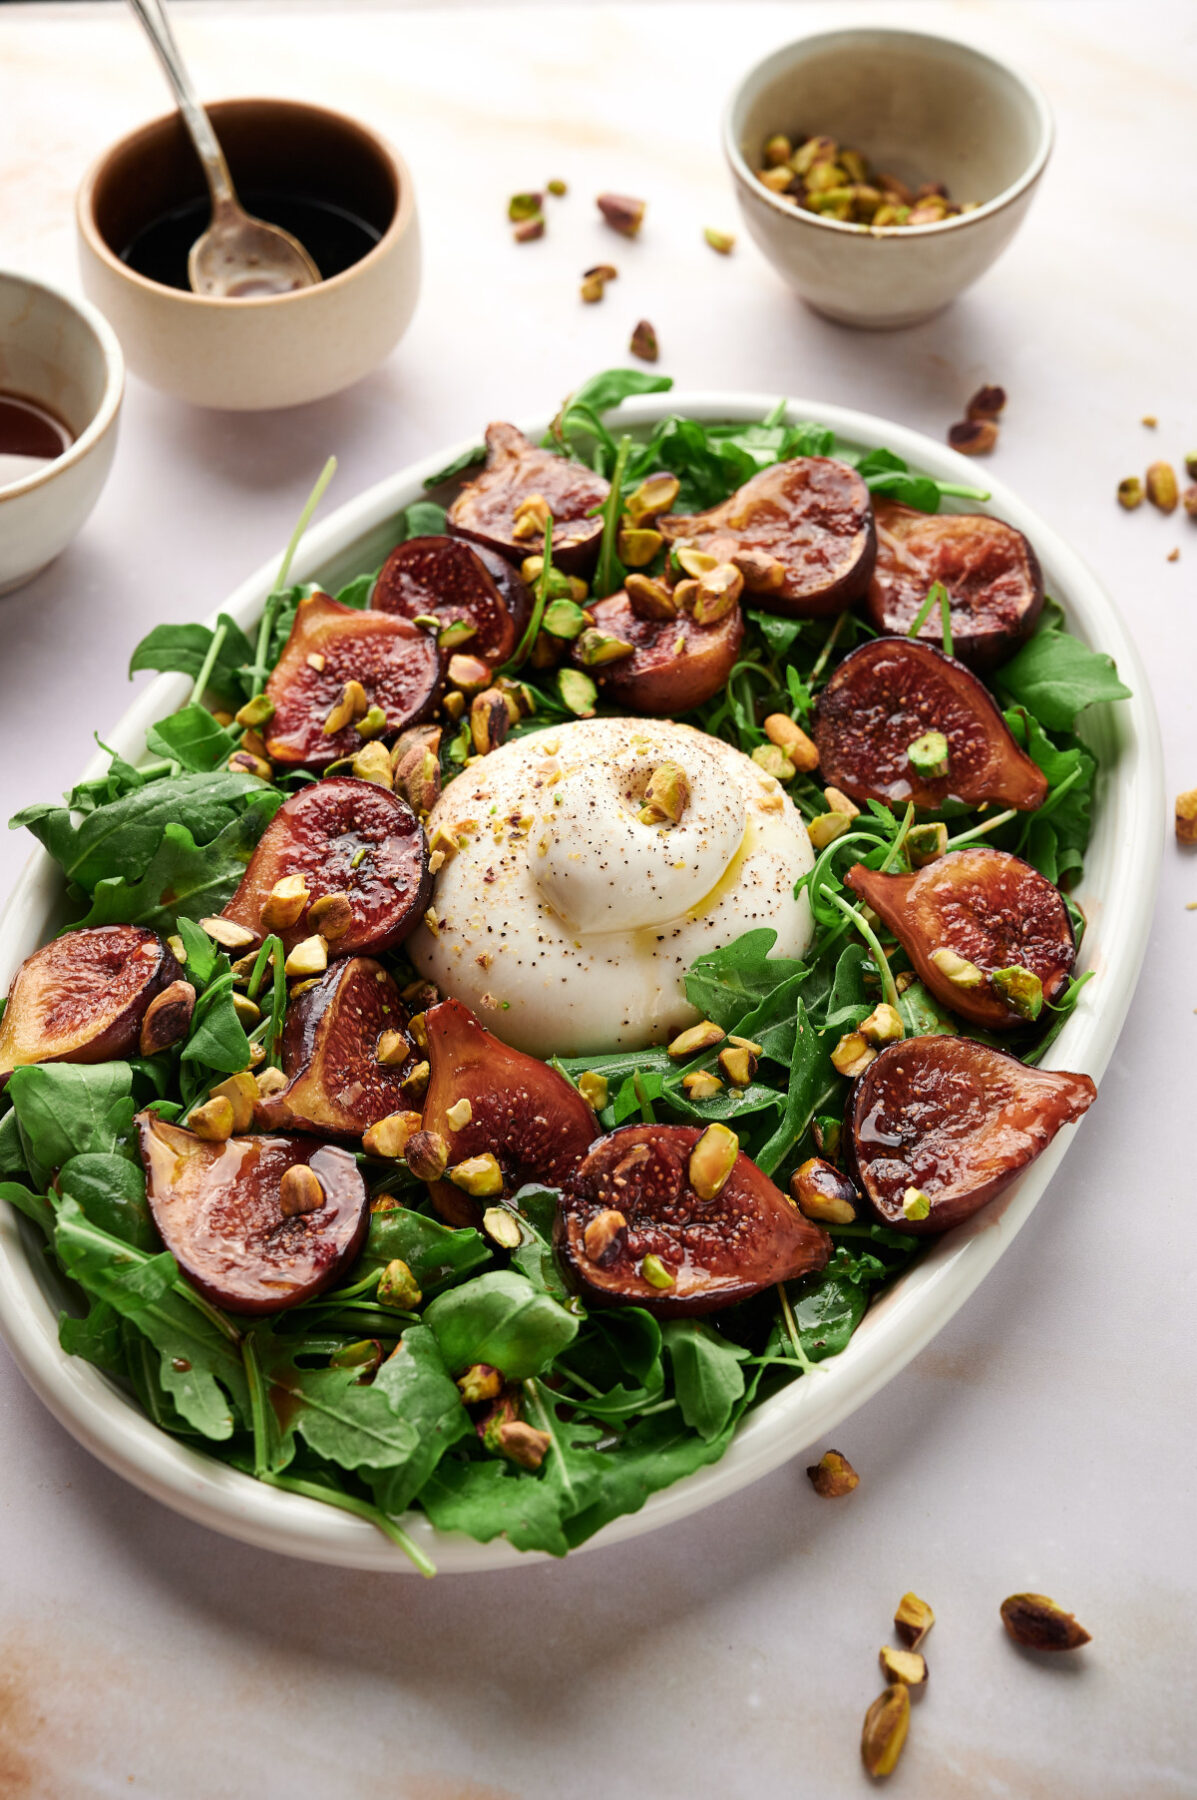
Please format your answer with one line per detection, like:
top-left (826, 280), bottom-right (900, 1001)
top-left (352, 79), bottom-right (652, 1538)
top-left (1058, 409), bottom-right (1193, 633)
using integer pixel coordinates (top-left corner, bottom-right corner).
top-left (907, 730), bottom-right (950, 780)
top-left (990, 964), bottom-right (1044, 1021)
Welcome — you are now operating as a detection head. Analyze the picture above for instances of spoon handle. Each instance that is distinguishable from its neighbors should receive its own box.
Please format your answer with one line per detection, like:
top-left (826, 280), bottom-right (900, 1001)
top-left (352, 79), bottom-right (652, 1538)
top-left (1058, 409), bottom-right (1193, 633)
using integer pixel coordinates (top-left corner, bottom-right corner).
top-left (126, 0), bottom-right (237, 209)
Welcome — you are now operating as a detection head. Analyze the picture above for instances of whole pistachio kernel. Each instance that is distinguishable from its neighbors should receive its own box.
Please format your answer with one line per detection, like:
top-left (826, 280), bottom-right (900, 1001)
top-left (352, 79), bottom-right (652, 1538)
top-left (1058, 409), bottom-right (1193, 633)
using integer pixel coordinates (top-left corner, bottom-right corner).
top-left (861, 1685), bottom-right (911, 1780)
top-left (235, 693), bottom-right (275, 729)
top-left (377, 1258), bottom-right (422, 1311)
top-left (188, 1095), bottom-right (236, 1142)
top-left (823, 785), bottom-right (860, 819)
top-left (689, 1122), bottom-right (739, 1201)
top-left (629, 319), bottom-right (659, 364)
top-left (583, 1208), bottom-right (626, 1261)
top-left (352, 741), bottom-right (394, 788)
top-left (990, 964), bottom-right (1044, 1021)
top-left (806, 1449), bottom-right (860, 1497)
top-left (1183, 486), bottom-right (1197, 519)
top-left (625, 573), bottom-right (677, 620)
top-left (230, 993), bottom-right (261, 1028)
top-left (575, 627), bottom-right (634, 667)
top-left (577, 1070), bottom-right (609, 1112)
top-left (508, 190), bottom-right (543, 222)
top-left (1117, 476), bottom-right (1143, 510)
top-left (542, 597), bottom-right (588, 639)
top-left (617, 526), bottom-right (664, 568)
top-left (482, 1207), bottom-right (523, 1250)
top-left (640, 1253), bottom-right (675, 1290)
top-left (790, 1157), bottom-right (857, 1226)
top-left (690, 562), bottom-right (744, 624)
top-left (279, 1164), bottom-right (325, 1218)
top-left (930, 946), bottom-right (985, 989)
top-left (758, 165), bottom-right (797, 194)
top-left (547, 178), bottom-right (567, 197)
top-left (668, 1020), bottom-right (726, 1058)
top-left (308, 891), bottom-right (353, 938)
top-left (597, 192), bottom-right (646, 237)
top-left (1000, 1593), bottom-right (1091, 1652)
top-left (948, 418), bottom-right (999, 456)
top-left (763, 133), bottom-right (793, 167)
top-left (405, 1129), bottom-right (449, 1182)
top-left (361, 1110), bottom-right (422, 1160)
top-left (228, 750), bottom-right (272, 780)
top-left (859, 1003), bottom-right (905, 1047)
top-left (558, 668), bottom-right (597, 718)
top-left (1146, 461), bottom-right (1179, 513)
top-left (907, 730), bottom-right (950, 780)
top-left (323, 678), bottom-right (369, 736)
top-left (139, 980), bottom-right (197, 1056)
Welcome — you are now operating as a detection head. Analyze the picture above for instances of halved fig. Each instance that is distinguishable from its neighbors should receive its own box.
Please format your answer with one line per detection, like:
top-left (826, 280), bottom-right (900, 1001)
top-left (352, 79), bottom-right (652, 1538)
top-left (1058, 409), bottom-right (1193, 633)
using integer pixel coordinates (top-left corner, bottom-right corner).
top-left (846, 1037), bottom-right (1095, 1236)
top-left (255, 957), bottom-right (416, 1137)
top-left (136, 1111), bottom-right (369, 1314)
top-left (447, 423), bottom-right (610, 572)
top-left (557, 1123), bottom-right (831, 1316)
top-left (0, 927), bottom-right (181, 1085)
top-left (221, 777), bottom-right (429, 956)
top-left (575, 591), bottom-right (744, 715)
top-left (867, 500), bottom-right (1044, 672)
top-left (815, 638), bottom-right (1048, 811)
top-left (846, 848), bottom-right (1076, 1031)
top-left (372, 536), bottom-right (532, 666)
top-left (421, 998), bottom-right (596, 1226)
top-left (658, 457), bottom-right (875, 618)
top-left (264, 591), bottom-right (442, 769)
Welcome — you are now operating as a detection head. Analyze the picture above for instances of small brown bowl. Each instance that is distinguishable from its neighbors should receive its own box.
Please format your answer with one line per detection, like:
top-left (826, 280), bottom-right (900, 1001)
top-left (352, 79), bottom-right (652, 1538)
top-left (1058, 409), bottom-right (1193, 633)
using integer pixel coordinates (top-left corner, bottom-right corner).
top-left (77, 97), bottom-right (420, 411)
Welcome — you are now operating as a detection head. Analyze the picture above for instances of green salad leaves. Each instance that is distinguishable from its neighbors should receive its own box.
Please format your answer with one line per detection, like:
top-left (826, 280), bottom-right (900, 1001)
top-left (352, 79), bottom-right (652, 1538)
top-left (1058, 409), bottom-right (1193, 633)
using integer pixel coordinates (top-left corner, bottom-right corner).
top-left (0, 373), bottom-right (1129, 1570)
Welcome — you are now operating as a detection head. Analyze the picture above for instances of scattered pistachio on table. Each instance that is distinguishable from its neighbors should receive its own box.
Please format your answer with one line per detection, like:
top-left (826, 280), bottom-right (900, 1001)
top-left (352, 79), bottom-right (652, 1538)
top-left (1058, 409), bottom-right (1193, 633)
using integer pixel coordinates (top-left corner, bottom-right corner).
top-left (597, 192), bottom-right (645, 237)
top-left (629, 318), bottom-right (659, 363)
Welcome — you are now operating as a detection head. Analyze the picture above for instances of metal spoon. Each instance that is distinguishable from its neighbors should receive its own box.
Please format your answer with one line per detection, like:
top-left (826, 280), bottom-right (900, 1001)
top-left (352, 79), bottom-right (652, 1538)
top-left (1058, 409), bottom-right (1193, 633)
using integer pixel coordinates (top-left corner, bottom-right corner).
top-left (127, 0), bottom-right (320, 298)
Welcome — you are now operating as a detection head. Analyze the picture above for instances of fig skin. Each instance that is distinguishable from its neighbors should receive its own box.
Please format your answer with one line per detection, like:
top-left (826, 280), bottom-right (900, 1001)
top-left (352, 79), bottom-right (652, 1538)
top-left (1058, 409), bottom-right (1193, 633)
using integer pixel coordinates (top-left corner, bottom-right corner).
top-left (846, 848), bottom-right (1076, 1031)
top-left (255, 957), bottom-right (416, 1138)
top-left (846, 1037), bottom-right (1096, 1236)
top-left (867, 499), bottom-right (1044, 674)
top-left (221, 777), bottom-right (430, 957)
top-left (0, 927), bottom-right (182, 1086)
top-left (372, 535), bottom-right (531, 667)
top-left (136, 1111), bottom-right (369, 1315)
top-left (558, 1123), bottom-right (832, 1316)
top-left (264, 591), bottom-right (442, 770)
top-left (447, 423), bottom-right (610, 573)
top-left (421, 998), bottom-right (597, 1226)
top-left (658, 457), bottom-right (876, 618)
top-left (815, 637), bottom-right (1048, 811)
top-left (577, 591), bottom-right (744, 715)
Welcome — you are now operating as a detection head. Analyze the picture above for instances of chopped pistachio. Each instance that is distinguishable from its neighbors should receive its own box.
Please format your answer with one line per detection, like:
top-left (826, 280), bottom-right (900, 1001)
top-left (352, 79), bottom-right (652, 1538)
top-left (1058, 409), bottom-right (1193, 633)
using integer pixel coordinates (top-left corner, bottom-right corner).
top-left (930, 946), bottom-right (985, 988)
top-left (471, 688), bottom-right (512, 756)
top-left (902, 1186), bottom-right (932, 1220)
top-left (763, 713), bottom-right (819, 772)
top-left (625, 572), bottom-right (677, 620)
top-left (907, 821), bottom-right (948, 866)
top-left (188, 1095), bottom-right (235, 1142)
top-left (752, 743), bottom-right (794, 782)
top-left (823, 785), bottom-right (859, 819)
top-left (806, 1449), bottom-right (860, 1497)
top-left (376, 1029), bottom-right (409, 1067)
top-left (763, 133), bottom-right (793, 167)
top-left (558, 668), bottom-right (598, 717)
top-left (907, 730), bottom-right (949, 780)
top-left (512, 493), bottom-right (552, 541)
top-left (879, 1645), bottom-right (927, 1687)
top-left (689, 1123), bottom-right (739, 1201)
top-left (260, 873), bottom-right (310, 932)
top-left (547, 178), bottom-right (567, 197)
top-left (307, 892), bottom-right (353, 939)
top-left (859, 1002), bottom-right (905, 1046)
top-left (808, 812), bottom-right (851, 851)
top-left (790, 1157), bottom-right (857, 1226)
top-left (718, 1044), bottom-right (756, 1087)
top-left (352, 740), bottom-right (394, 787)
top-left (543, 597), bottom-right (588, 640)
top-left (577, 1070), bottom-right (609, 1111)
top-left (990, 964), bottom-right (1044, 1021)
top-left (377, 1258), bottom-right (422, 1310)
top-left (361, 1110), bottom-right (422, 1160)
top-left (703, 226), bottom-right (735, 255)
top-left (629, 319), bottom-right (659, 363)
top-left (283, 935), bottom-right (328, 979)
top-left (639, 760), bottom-right (690, 826)
top-left (255, 1066), bottom-right (288, 1100)
top-left (617, 526), bottom-right (664, 568)
top-left (401, 1059), bottom-right (430, 1104)
top-left (640, 1253), bottom-right (675, 1289)
top-left (575, 627), bottom-right (634, 667)
top-left (457, 1363), bottom-right (502, 1404)
top-left (894, 1591), bottom-right (935, 1650)
top-left (323, 679), bottom-right (369, 736)
top-left (1117, 476), bottom-right (1144, 510)
top-left (448, 1153), bottom-right (504, 1197)
top-left (445, 1097), bottom-right (473, 1131)
top-left (1176, 788), bottom-right (1197, 845)
top-left (230, 992), bottom-right (261, 1028)
top-left (209, 1071), bottom-right (257, 1133)
top-left (582, 1208), bottom-right (626, 1261)
top-left (831, 1031), bottom-right (875, 1078)
top-left (330, 1338), bottom-right (383, 1379)
top-left (235, 693), bottom-right (275, 729)
top-left (681, 1069), bottom-right (723, 1100)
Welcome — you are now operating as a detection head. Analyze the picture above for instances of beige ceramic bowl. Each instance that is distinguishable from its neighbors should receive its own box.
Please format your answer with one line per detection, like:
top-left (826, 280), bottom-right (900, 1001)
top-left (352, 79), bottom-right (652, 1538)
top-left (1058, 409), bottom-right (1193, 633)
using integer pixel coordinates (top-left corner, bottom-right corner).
top-left (725, 28), bottom-right (1053, 329)
top-left (0, 271), bottom-right (124, 595)
top-left (77, 98), bottom-right (420, 410)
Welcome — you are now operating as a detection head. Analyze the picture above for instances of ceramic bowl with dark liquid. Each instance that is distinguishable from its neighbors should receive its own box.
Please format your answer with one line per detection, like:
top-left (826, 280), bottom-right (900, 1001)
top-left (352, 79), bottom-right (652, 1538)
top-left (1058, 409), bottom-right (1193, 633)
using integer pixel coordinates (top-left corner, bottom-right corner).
top-left (76, 98), bottom-right (420, 411)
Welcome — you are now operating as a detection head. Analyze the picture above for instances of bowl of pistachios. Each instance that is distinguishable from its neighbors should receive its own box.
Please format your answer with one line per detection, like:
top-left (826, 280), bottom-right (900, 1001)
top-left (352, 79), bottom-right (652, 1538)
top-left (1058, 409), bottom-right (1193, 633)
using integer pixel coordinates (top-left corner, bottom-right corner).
top-left (724, 27), bottom-right (1052, 329)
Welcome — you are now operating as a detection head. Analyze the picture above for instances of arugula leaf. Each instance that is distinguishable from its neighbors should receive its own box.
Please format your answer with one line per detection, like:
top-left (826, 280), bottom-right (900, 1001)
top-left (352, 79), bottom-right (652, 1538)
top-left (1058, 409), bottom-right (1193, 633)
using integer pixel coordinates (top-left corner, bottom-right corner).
top-left (684, 928), bottom-right (807, 1032)
top-left (996, 622), bottom-right (1131, 730)
top-left (422, 444), bottom-right (487, 490)
top-left (145, 704), bottom-right (240, 774)
top-left (506, 1185), bottom-right (574, 1305)
top-left (128, 613), bottom-right (256, 701)
top-left (423, 1270), bottom-right (579, 1380)
top-left (788, 1268), bottom-right (870, 1362)
top-left (662, 1319), bottom-right (748, 1441)
top-left (402, 500), bottom-right (448, 538)
top-left (253, 1330), bottom-right (423, 1475)
top-left (1004, 709), bottom-right (1096, 885)
top-left (12, 770), bottom-right (275, 894)
top-left (561, 1405), bottom-right (738, 1550)
top-left (359, 1206), bottom-right (490, 1295)
top-left (755, 998), bottom-right (838, 1178)
top-left (72, 800), bottom-right (282, 931)
top-left (0, 1108), bottom-right (29, 1180)
top-left (562, 369), bottom-right (674, 419)
top-left (59, 1298), bottom-right (127, 1374)
top-left (897, 980), bottom-right (957, 1038)
top-left (368, 1325), bottom-right (472, 1515)
top-left (54, 1200), bottom-right (245, 1438)
top-left (57, 1151), bottom-right (155, 1250)
top-left (7, 1062), bottom-right (136, 1189)
top-left (419, 1455), bottom-right (574, 1556)
top-left (0, 1178), bottom-right (55, 1238)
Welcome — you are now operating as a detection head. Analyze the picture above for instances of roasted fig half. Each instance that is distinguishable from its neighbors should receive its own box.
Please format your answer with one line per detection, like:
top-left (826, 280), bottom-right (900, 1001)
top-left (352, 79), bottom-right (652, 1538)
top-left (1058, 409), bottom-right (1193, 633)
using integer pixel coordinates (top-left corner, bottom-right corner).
top-left (0, 926), bottom-right (181, 1085)
top-left (255, 957), bottom-right (416, 1137)
top-left (867, 500), bottom-right (1044, 673)
top-left (557, 1123), bottom-right (831, 1316)
top-left (372, 536), bottom-right (531, 667)
top-left (659, 457), bottom-right (875, 618)
top-left (576, 590), bottom-right (744, 715)
top-left (846, 1037), bottom-right (1096, 1236)
top-left (137, 1111), bottom-right (369, 1314)
top-left (221, 777), bottom-right (429, 956)
top-left (815, 638), bottom-right (1048, 811)
top-left (264, 591), bottom-right (442, 770)
top-left (447, 423), bottom-right (610, 572)
top-left (846, 848), bottom-right (1076, 1031)
top-left (420, 998), bottom-right (597, 1226)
